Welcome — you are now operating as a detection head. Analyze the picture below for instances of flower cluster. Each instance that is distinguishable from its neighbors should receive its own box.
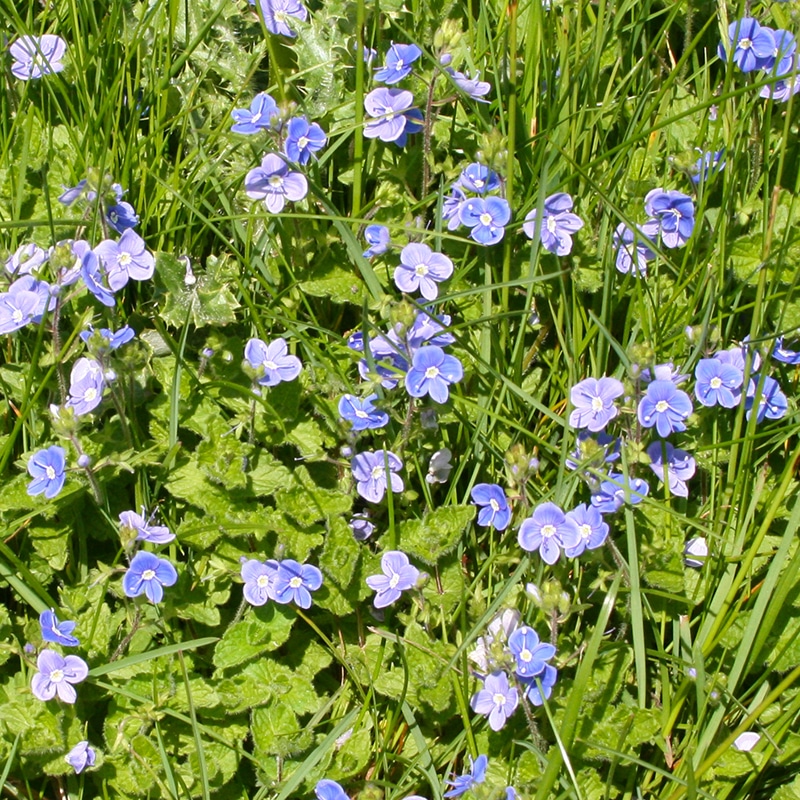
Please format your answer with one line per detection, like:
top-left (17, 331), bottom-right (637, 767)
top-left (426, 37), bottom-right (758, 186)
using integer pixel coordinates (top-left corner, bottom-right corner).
top-left (468, 612), bottom-right (558, 730)
top-left (241, 557), bottom-right (323, 609)
top-left (442, 163), bottom-right (510, 245)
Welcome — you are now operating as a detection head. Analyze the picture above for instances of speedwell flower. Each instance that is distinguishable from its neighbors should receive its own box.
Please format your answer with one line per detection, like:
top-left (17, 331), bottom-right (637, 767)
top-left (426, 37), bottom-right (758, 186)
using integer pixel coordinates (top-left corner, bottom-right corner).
top-left (339, 393), bottom-right (389, 431)
top-left (746, 375), bottom-right (788, 422)
top-left (241, 558), bottom-right (279, 606)
top-left (271, 559), bottom-right (323, 609)
top-left (10, 35), bottom-right (67, 80)
top-left (613, 221), bottom-right (658, 276)
top-left (257, 0), bottom-right (308, 36)
top-left (27, 446), bottom-right (66, 499)
top-left (394, 243), bottom-right (453, 300)
top-left (719, 18), bottom-right (776, 73)
top-left (522, 193), bottom-right (584, 255)
top-left (694, 358), bottom-right (743, 408)
top-left (284, 116), bottom-right (327, 164)
top-left (564, 503), bottom-right (609, 556)
top-left (65, 741), bottom-right (96, 774)
top-left (647, 441), bottom-right (696, 498)
top-left (568, 376), bottom-right (624, 432)
top-left (404, 346), bottom-right (463, 403)
top-left (40, 609), bottom-right (79, 647)
top-left (122, 551), bottom-right (178, 603)
top-left (469, 671), bottom-right (519, 731)
top-left (93, 229), bottom-right (155, 291)
top-left (374, 42), bottom-right (422, 84)
top-left (244, 337), bottom-right (302, 387)
top-left (508, 626), bottom-right (555, 678)
top-left (231, 92), bottom-right (279, 134)
top-left (446, 68), bottom-right (491, 101)
top-left (644, 189), bottom-right (694, 248)
top-left (638, 379), bottom-right (693, 436)
top-left (459, 196), bottom-right (511, 245)
top-left (366, 550), bottom-right (419, 607)
top-left (31, 650), bottom-right (88, 703)
top-left (591, 473), bottom-right (649, 514)
top-left (470, 484), bottom-right (511, 531)
top-left (119, 509), bottom-right (175, 544)
top-left (518, 502), bottom-right (581, 565)
top-left (363, 88), bottom-right (423, 146)
top-left (351, 450), bottom-right (404, 502)
top-left (363, 224), bottom-right (390, 257)
top-left (66, 357), bottom-right (105, 416)
top-left (245, 153), bottom-right (308, 213)
top-left (444, 755), bottom-right (488, 798)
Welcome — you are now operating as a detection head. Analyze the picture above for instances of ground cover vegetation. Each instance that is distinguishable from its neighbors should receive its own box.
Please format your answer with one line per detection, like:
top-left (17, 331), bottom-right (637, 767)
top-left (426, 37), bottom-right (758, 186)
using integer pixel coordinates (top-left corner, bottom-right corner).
top-left (2, 0), bottom-right (800, 797)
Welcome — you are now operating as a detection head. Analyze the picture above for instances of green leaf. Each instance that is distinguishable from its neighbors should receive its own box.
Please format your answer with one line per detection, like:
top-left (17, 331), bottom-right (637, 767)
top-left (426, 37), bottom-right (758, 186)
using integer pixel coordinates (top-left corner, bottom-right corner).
top-left (155, 252), bottom-right (240, 328)
top-left (399, 505), bottom-right (476, 565)
top-left (213, 606), bottom-right (297, 671)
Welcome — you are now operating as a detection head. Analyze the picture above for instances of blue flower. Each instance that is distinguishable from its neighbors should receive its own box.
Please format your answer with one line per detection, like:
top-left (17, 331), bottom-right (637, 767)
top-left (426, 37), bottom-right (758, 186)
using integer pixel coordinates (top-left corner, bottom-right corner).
top-left (446, 68), bottom-right (491, 101)
top-left (459, 196), bottom-right (511, 245)
top-left (374, 42), bottom-right (422, 84)
top-left (284, 116), bottom-right (327, 164)
top-left (0, 285), bottom-right (42, 334)
top-left (5, 243), bottom-right (49, 277)
top-left (518, 502), bottom-right (581, 565)
top-left (122, 551), bottom-right (178, 603)
top-left (339, 393), bottom-right (389, 431)
top-left (119, 509), bottom-right (175, 544)
top-left (563, 503), bottom-right (609, 556)
top-left (644, 189), bottom-right (694, 248)
top-left (9, 35), bottom-right (67, 80)
top-left (244, 337), bottom-right (302, 387)
top-left (59, 179), bottom-right (89, 206)
top-left (444, 755), bottom-right (488, 798)
top-left (394, 243), bottom-right (453, 300)
top-left (647, 442), bottom-right (696, 498)
top-left (241, 558), bottom-right (279, 606)
top-left (442, 186), bottom-right (467, 231)
top-left (363, 88), bottom-right (423, 146)
top-left (231, 92), bottom-right (279, 134)
top-left (257, 0), bottom-right (308, 36)
top-left (470, 484), bottom-right (511, 531)
top-left (405, 346), bottom-right (463, 403)
top-left (523, 193), bottom-right (584, 255)
top-left (591, 473), bottom-right (649, 514)
top-left (689, 149), bottom-right (726, 186)
top-left (351, 450), bottom-right (404, 503)
top-left (40, 609), bottom-right (79, 647)
top-left (746, 375), bottom-right (788, 422)
top-left (106, 201), bottom-right (139, 233)
top-left (27, 446), bottom-right (67, 499)
top-left (772, 336), bottom-right (800, 365)
top-left (469, 671), bottom-right (519, 731)
top-left (613, 221), bottom-right (658, 276)
top-left (363, 224), bottom-right (390, 257)
top-left (80, 324), bottom-right (135, 353)
top-left (694, 358), bottom-right (743, 408)
top-left (65, 741), bottom-right (96, 774)
top-left (77, 243), bottom-right (116, 307)
top-left (456, 163), bottom-right (501, 195)
top-left (93, 229), bottom-right (155, 291)
top-left (366, 550), bottom-right (419, 607)
top-left (520, 663), bottom-right (558, 706)
top-left (508, 626), bottom-right (555, 678)
top-left (349, 512), bottom-right (375, 541)
top-left (315, 779), bottom-right (349, 800)
top-left (719, 18), bottom-right (776, 73)
top-left (568, 376), bottom-right (624, 432)
top-left (244, 153), bottom-right (308, 213)
top-left (66, 357), bottom-right (105, 416)
top-left (31, 651), bottom-right (88, 703)
top-left (271, 559), bottom-right (323, 609)
top-left (638, 379), bottom-right (693, 436)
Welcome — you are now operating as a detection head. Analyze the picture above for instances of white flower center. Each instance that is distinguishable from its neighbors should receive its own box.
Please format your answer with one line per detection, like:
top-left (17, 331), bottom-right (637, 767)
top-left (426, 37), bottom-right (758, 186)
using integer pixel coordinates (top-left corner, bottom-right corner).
top-left (541, 524), bottom-right (556, 537)
top-left (740, 38), bottom-right (752, 50)
top-left (493, 692), bottom-right (507, 707)
top-left (50, 668), bottom-right (64, 683)
top-left (371, 465), bottom-right (385, 480)
top-left (118, 252), bottom-right (132, 267)
top-left (489, 498), bottom-right (499, 512)
top-left (520, 648), bottom-right (532, 662)
top-left (355, 409), bottom-right (368, 418)
top-left (269, 175), bottom-right (283, 188)
top-left (547, 216), bottom-right (558, 232)
top-left (264, 360), bottom-right (277, 370)
top-left (479, 212), bottom-right (492, 226)
top-left (389, 572), bottom-right (400, 589)
top-left (710, 377), bottom-right (722, 389)
top-left (142, 569), bottom-right (156, 581)
top-left (12, 309), bottom-right (23, 323)
top-left (415, 263), bottom-right (429, 276)
top-left (45, 465), bottom-right (56, 480)
top-left (591, 396), bottom-right (604, 412)
top-left (289, 576), bottom-right (302, 588)
top-left (580, 523), bottom-right (592, 539)
top-left (257, 575), bottom-right (269, 588)
top-left (298, 136), bottom-right (309, 150)
top-left (474, 178), bottom-right (484, 188)
top-left (425, 366), bottom-right (441, 380)
top-left (655, 400), bottom-right (669, 413)
top-left (84, 388), bottom-right (97, 402)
